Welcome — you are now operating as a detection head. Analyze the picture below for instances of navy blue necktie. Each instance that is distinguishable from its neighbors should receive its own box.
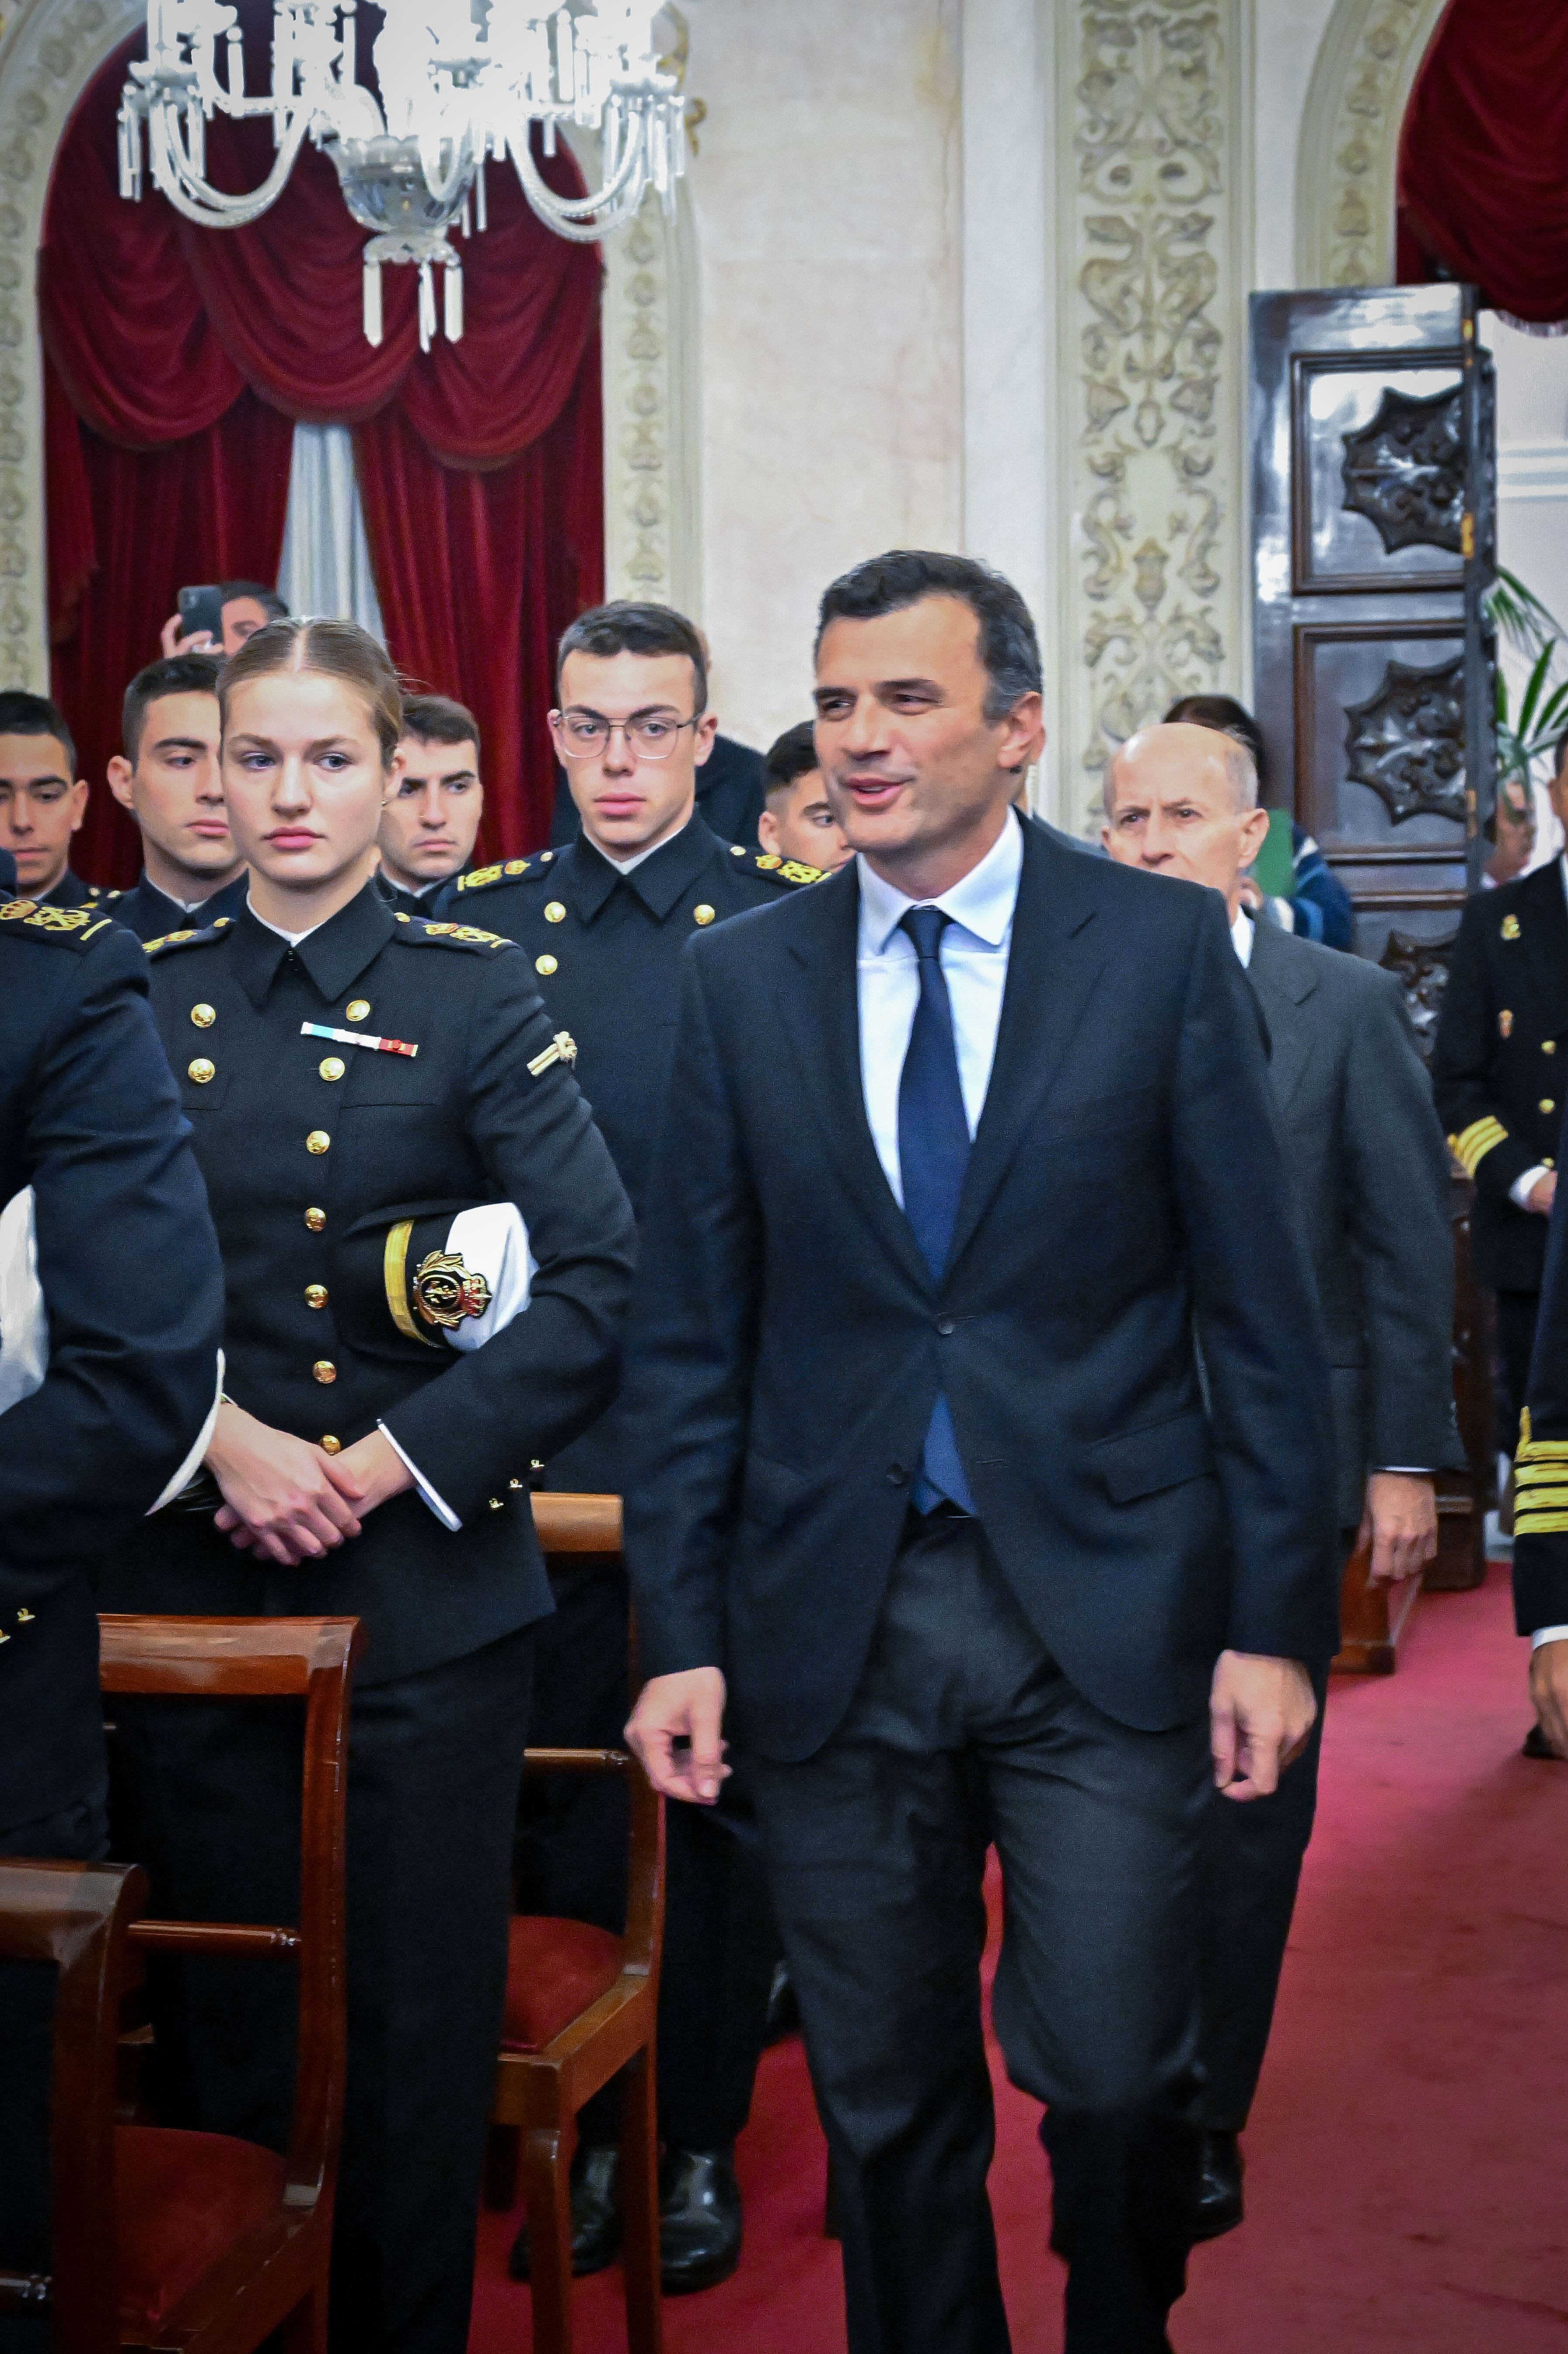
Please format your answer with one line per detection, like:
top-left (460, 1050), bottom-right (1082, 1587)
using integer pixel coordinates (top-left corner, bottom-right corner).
top-left (897, 907), bottom-right (978, 1514)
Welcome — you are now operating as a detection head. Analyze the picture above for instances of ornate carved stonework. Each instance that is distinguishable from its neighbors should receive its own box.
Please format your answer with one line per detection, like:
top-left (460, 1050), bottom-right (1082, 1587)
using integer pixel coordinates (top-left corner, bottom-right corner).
top-left (1343, 654), bottom-right (1465, 823)
top-left (1378, 928), bottom-right (1455, 1060)
top-left (1341, 382), bottom-right (1465, 555)
top-left (1296, 0), bottom-right (1448, 290)
top-left (1066, 0), bottom-right (1241, 826)
top-left (603, 194), bottom-right (675, 603)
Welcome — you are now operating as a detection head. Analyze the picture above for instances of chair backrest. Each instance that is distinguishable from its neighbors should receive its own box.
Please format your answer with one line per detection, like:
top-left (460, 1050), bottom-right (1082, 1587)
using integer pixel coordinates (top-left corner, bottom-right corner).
top-left (520, 1749), bottom-right (663, 1983)
top-left (98, 1615), bottom-right (363, 2206)
top-left (530, 1491), bottom-right (623, 1553)
top-left (0, 1859), bottom-right (146, 2349)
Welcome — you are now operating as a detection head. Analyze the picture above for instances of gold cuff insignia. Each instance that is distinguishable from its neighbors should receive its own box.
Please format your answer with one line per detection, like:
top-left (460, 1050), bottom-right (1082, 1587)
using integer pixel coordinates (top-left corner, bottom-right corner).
top-left (411, 1249), bottom-right (492, 1331)
top-left (1448, 1116), bottom-right (1508, 1179)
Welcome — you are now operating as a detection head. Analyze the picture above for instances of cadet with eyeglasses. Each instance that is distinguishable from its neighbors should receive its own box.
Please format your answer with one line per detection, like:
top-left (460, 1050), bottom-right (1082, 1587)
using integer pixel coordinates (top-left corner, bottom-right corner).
top-left (440, 601), bottom-right (821, 2295)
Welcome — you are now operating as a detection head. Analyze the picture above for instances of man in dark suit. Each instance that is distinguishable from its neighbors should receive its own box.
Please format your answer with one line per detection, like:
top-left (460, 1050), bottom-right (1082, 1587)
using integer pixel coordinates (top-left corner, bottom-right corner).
top-left (0, 890), bottom-right (225, 2328)
top-left (1104, 718), bottom-right (1461, 2236)
top-left (620, 551), bottom-right (1341, 2354)
top-left (105, 655), bottom-right (249, 943)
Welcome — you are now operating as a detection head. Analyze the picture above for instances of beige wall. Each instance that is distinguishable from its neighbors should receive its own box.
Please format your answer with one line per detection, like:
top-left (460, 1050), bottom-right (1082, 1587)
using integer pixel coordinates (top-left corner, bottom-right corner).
top-left (685, 0), bottom-right (964, 753)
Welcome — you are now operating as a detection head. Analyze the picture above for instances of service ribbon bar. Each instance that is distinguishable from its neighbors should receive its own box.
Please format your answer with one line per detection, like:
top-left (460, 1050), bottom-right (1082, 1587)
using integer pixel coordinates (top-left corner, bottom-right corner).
top-left (301, 1022), bottom-right (419, 1058)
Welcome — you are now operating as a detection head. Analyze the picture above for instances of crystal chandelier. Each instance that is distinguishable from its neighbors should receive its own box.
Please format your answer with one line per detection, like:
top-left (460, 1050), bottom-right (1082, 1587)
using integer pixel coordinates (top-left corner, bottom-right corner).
top-left (119, 2), bottom-right (688, 350)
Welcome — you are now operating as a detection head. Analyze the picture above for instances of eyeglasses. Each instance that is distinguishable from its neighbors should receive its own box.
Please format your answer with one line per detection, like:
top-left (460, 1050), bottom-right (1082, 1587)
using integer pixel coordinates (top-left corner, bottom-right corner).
top-left (550, 710), bottom-right (699, 763)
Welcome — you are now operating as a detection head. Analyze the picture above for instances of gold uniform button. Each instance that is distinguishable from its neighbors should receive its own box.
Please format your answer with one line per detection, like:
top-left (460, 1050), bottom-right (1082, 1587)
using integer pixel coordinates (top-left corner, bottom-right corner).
top-left (319, 1057), bottom-right (346, 1082)
top-left (190, 1003), bottom-right (216, 1029)
top-left (1547, 1157), bottom-right (1558, 1171)
top-left (1546, 1041), bottom-right (1558, 1056)
top-left (488, 1496), bottom-right (505, 1511)
top-left (320, 1435), bottom-right (341, 1454)
top-left (306, 1130), bottom-right (331, 1155)
top-left (730, 844), bottom-right (745, 856)
top-left (188, 1057), bottom-right (215, 1084)
top-left (1542, 1099), bottom-right (1557, 1115)
top-left (313, 1360), bottom-right (337, 1385)
top-left (693, 904), bottom-right (715, 926)
top-left (305, 1284), bottom-right (328, 1309)
top-left (305, 1207), bottom-right (327, 1232)
top-left (544, 901), bottom-right (567, 924)
top-left (345, 1000), bottom-right (371, 1023)
top-left (535, 954), bottom-right (558, 976)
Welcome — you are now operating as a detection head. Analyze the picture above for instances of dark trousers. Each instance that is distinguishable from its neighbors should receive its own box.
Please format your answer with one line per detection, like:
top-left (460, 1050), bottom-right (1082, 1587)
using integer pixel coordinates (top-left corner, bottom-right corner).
top-left (0, 1789), bottom-right (110, 2354)
top-left (1496, 1287), bottom-right (1541, 1459)
top-left (1197, 1668), bottom-right (1328, 2131)
top-left (109, 1628), bottom-right (533, 2354)
top-left (516, 1561), bottom-right (777, 2151)
top-left (750, 1513), bottom-right (1210, 2354)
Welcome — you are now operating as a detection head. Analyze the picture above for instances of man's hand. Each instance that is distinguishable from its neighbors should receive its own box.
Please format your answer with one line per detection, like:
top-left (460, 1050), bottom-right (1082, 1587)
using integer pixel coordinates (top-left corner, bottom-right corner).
top-left (626, 1668), bottom-right (730, 1806)
top-left (1530, 1640), bottom-right (1568, 1759)
top-left (1359, 1470), bottom-right (1438, 1587)
top-left (160, 611), bottom-right (217, 658)
top-left (1210, 1649), bottom-right (1316, 1801)
top-left (1528, 1172), bottom-right (1558, 1217)
top-left (206, 1400), bottom-right (363, 1565)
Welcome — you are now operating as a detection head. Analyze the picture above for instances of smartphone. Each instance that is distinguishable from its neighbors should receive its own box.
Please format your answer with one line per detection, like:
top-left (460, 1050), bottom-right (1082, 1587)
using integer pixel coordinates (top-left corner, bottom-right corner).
top-left (178, 583), bottom-right (225, 648)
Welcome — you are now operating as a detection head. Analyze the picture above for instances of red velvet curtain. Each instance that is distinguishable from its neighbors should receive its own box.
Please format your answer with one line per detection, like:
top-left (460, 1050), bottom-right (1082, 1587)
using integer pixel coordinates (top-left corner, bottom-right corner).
top-left (1397, 0), bottom-right (1568, 327)
top-left (43, 29), bottom-right (603, 884)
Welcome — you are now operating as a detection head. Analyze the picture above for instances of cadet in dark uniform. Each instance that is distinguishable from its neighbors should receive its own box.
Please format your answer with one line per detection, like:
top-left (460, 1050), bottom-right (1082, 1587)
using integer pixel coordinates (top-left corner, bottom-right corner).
top-left (1513, 1134), bottom-right (1568, 1760)
top-left (373, 692), bottom-right (485, 918)
top-left (0, 888), bottom-right (224, 2331)
top-left (1432, 855), bottom-right (1568, 1452)
top-left (0, 689), bottom-right (107, 913)
top-left (106, 654), bottom-right (250, 943)
top-left (443, 601), bottom-right (820, 2293)
top-left (100, 620), bottom-right (635, 2354)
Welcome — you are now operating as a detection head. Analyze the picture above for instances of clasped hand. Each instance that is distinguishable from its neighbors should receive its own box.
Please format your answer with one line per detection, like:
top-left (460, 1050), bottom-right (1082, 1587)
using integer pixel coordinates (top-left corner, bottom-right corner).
top-left (1210, 1648), bottom-right (1316, 1800)
top-left (206, 1401), bottom-right (413, 1566)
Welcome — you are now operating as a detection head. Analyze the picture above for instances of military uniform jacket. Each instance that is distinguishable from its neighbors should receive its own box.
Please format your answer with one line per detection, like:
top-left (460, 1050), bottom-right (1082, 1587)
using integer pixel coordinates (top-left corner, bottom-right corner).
top-left (373, 868), bottom-right (459, 920)
top-left (1432, 859), bottom-right (1568, 1293)
top-left (98, 884), bottom-right (636, 1686)
top-left (41, 869), bottom-right (110, 912)
top-left (110, 868), bottom-right (249, 946)
top-left (440, 815), bottom-right (818, 1491)
top-left (1512, 1172), bottom-right (1568, 1631)
top-left (0, 897), bottom-right (224, 1827)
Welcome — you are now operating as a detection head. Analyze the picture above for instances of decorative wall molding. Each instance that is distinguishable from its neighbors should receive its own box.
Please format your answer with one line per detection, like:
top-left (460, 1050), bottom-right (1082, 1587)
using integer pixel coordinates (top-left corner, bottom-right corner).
top-left (1498, 443), bottom-right (1568, 505)
top-left (0, 0), bottom-right (142, 688)
top-left (1053, 0), bottom-right (1249, 830)
top-left (1294, 0), bottom-right (1447, 292)
top-left (600, 180), bottom-right (701, 617)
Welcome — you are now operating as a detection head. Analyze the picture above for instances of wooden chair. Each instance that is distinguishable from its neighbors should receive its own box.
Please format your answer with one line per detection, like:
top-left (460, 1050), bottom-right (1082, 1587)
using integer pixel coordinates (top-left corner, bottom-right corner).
top-left (486, 1492), bottom-right (665, 2354)
top-left (0, 1614), bottom-right (361, 2354)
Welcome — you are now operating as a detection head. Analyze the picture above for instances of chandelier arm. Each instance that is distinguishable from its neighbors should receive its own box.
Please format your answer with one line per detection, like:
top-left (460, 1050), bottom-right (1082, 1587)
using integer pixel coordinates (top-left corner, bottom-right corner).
top-left (148, 99), bottom-right (314, 223)
top-left (509, 110), bottom-right (647, 221)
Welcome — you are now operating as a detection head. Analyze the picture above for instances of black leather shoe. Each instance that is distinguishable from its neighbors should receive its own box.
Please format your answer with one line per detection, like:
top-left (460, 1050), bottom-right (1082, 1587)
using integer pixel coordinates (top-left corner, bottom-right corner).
top-left (507, 2144), bottom-right (621, 2281)
top-left (1192, 2128), bottom-right (1244, 2242)
top-left (1523, 1721), bottom-right (1565, 1760)
top-left (659, 2146), bottom-right (743, 2293)
top-left (763, 1958), bottom-right (800, 2044)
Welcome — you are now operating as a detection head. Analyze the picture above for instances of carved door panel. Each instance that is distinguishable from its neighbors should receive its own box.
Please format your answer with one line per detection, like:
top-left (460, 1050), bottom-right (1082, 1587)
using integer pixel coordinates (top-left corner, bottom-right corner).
top-left (1250, 284), bottom-right (1496, 1019)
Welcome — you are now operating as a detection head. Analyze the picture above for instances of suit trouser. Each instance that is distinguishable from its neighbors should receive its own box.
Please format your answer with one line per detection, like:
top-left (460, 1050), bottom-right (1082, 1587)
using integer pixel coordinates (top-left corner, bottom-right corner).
top-left (515, 1560), bottom-right (778, 2151)
top-left (750, 1511), bottom-right (1210, 2354)
top-left (1496, 1287), bottom-right (1541, 1458)
top-left (109, 1627), bottom-right (533, 2354)
top-left (1197, 1667), bottom-right (1328, 2132)
top-left (0, 1789), bottom-right (110, 2354)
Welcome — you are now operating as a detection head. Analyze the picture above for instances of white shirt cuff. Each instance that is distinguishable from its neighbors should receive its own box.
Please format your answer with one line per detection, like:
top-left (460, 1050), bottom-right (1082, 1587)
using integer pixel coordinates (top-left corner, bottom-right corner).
top-left (1511, 1165), bottom-right (1550, 1209)
top-left (377, 1419), bottom-right (461, 1531)
top-left (150, 1350), bottom-right (225, 1512)
top-left (1532, 1625), bottom-right (1568, 1651)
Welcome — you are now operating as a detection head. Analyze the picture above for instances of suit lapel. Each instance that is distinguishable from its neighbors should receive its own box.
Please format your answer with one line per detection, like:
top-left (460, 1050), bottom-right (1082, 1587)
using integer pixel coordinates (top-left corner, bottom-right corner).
top-left (945, 827), bottom-right (1107, 1274)
top-left (1245, 921), bottom-right (1317, 1114)
top-left (774, 865), bottom-right (932, 1292)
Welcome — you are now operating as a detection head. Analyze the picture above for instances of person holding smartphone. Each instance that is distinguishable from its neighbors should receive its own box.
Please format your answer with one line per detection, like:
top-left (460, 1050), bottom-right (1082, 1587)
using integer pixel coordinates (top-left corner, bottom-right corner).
top-left (160, 579), bottom-right (289, 660)
top-left (101, 616), bottom-right (636, 2354)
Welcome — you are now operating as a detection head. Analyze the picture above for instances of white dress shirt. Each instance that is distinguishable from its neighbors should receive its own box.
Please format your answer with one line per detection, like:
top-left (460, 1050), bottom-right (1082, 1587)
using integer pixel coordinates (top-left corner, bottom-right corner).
top-left (856, 812), bottom-right (1022, 1203)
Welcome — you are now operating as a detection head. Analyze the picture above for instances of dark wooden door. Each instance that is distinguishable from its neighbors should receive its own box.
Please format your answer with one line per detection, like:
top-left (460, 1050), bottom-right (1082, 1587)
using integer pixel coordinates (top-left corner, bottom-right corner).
top-left (1249, 283), bottom-right (1496, 1019)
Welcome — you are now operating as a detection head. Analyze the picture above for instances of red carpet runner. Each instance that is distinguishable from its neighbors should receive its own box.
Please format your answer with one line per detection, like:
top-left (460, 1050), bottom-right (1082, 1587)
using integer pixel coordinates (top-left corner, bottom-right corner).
top-left (469, 1567), bottom-right (1568, 2351)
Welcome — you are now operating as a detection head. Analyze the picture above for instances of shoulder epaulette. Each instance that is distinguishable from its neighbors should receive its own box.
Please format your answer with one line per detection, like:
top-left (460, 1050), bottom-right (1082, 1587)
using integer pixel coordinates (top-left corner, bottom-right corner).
top-left (0, 898), bottom-right (120, 950)
top-left (455, 855), bottom-right (553, 897)
top-left (144, 916), bottom-right (236, 959)
top-left (748, 850), bottom-right (826, 887)
top-left (393, 912), bottom-right (511, 952)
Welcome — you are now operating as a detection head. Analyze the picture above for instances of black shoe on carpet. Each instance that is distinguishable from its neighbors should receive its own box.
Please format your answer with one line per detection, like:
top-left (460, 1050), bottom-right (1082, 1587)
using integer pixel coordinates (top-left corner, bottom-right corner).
top-left (1522, 1721), bottom-right (1565, 1760)
top-left (1192, 2128), bottom-right (1245, 2242)
top-left (659, 2146), bottom-right (743, 2293)
top-left (763, 1958), bottom-right (800, 2044)
top-left (507, 2144), bottom-right (621, 2281)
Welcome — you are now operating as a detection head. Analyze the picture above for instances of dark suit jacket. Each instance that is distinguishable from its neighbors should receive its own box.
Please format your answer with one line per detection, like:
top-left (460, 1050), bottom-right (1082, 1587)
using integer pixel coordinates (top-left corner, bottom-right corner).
top-left (620, 823), bottom-right (1341, 1762)
top-left (1245, 919), bottom-right (1462, 1529)
top-left (1432, 860), bottom-right (1568, 1293)
top-left (0, 900), bottom-right (223, 1827)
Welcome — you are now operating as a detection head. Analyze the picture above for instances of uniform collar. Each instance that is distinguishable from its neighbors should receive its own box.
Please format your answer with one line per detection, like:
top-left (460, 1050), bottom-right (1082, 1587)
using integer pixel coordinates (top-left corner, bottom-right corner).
top-left (568, 812), bottom-right (722, 923)
top-left (230, 879), bottom-right (395, 1009)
